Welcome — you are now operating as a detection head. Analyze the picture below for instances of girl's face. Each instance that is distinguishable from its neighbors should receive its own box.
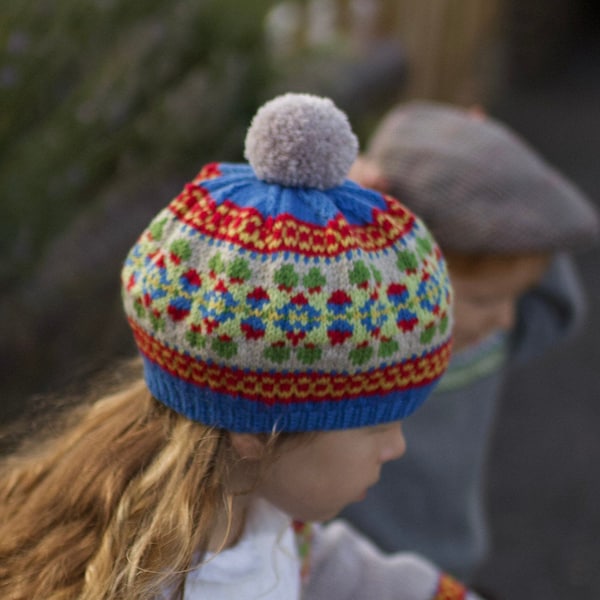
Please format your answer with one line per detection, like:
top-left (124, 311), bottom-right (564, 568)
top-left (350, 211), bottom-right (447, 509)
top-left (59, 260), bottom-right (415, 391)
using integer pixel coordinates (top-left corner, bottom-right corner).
top-left (254, 421), bottom-right (406, 522)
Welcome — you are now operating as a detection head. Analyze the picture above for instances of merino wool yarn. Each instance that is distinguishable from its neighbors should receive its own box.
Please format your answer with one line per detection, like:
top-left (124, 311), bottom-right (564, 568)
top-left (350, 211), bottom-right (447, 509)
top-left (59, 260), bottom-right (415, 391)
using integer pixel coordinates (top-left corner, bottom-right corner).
top-left (122, 94), bottom-right (453, 432)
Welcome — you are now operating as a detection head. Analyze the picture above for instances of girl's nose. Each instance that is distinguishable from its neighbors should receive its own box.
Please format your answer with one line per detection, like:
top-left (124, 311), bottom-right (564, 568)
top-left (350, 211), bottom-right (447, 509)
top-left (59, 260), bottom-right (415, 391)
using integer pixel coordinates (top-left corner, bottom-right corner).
top-left (380, 423), bottom-right (407, 463)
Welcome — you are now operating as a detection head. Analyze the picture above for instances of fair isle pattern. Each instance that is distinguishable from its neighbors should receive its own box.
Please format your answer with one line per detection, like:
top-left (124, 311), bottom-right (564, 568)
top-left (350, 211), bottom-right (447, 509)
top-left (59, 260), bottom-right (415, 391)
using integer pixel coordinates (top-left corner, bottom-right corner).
top-left (169, 164), bottom-right (417, 256)
top-left (128, 319), bottom-right (451, 403)
top-left (122, 162), bottom-right (452, 431)
top-left (433, 574), bottom-right (467, 600)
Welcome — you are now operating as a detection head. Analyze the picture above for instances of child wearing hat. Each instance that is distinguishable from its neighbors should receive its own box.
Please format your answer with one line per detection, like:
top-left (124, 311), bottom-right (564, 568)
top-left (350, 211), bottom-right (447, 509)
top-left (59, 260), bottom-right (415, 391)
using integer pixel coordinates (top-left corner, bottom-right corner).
top-left (343, 101), bottom-right (599, 580)
top-left (0, 94), bottom-right (486, 599)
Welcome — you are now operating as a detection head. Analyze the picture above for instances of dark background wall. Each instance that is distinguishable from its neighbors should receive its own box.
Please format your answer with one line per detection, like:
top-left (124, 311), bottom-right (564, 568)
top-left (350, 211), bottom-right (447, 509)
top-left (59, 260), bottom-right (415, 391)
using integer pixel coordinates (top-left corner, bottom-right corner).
top-left (475, 5), bottom-right (600, 596)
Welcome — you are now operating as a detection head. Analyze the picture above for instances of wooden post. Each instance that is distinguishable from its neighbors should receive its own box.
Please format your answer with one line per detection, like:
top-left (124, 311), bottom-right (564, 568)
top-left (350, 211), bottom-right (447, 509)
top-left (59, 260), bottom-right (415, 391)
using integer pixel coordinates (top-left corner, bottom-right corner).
top-left (393, 0), bottom-right (503, 105)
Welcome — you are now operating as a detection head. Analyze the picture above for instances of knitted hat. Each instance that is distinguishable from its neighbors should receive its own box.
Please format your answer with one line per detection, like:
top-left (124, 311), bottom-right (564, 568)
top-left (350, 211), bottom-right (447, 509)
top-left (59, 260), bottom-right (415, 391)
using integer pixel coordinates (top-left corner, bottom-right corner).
top-left (121, 93), bottom-right (452, 433)
top-left (367, 101), bottom-right (599, 254)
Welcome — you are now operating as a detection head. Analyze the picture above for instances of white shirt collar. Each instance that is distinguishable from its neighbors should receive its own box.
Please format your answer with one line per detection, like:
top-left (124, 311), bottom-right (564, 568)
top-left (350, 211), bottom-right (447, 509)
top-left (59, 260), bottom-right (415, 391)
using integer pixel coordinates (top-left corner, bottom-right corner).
top-left (184, 498), bottom-right (300, 599)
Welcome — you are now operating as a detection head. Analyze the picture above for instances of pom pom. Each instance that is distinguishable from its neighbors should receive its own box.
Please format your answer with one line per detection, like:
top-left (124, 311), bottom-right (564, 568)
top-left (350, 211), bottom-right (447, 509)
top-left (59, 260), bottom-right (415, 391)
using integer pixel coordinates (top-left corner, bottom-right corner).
top-left (244, 93), bottom-right (359, 190)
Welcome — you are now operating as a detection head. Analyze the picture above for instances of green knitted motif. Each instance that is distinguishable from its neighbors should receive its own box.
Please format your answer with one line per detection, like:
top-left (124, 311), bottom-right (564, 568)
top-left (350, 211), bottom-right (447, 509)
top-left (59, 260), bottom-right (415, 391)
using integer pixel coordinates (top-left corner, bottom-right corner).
top-left (170, 239), bottom-right (192, 261)
top-left (122, 210), bottom-right (451, 372)
top-left (274, 264), bottom-right (300, 289)
top-left (149, 218), bottom-right (167, 241)
top-left (303, 268), bottom-right (327, 291)
top-left (397, 250), bottom-right (419, 271)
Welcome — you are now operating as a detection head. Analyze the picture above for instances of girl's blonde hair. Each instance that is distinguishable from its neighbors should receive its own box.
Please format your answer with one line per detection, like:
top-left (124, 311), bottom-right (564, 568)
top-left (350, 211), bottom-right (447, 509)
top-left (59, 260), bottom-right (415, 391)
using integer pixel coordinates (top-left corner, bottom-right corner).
top-left (0, 365), bottom-right (239, 599)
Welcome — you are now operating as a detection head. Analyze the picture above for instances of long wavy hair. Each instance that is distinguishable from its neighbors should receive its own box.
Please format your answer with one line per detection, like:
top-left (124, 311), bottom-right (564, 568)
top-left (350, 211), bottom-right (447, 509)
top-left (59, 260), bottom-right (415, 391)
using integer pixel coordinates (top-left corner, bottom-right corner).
top-left (0, 363), bottom-right (249, 599)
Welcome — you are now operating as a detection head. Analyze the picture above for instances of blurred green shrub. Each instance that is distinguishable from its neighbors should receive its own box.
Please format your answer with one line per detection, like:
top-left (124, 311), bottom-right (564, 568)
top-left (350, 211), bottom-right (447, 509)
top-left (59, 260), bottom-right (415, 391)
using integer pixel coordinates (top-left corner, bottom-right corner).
top-left (0, 0), bottom-right (406, 412)
top-left (0, 0), bottom-right (276, 288)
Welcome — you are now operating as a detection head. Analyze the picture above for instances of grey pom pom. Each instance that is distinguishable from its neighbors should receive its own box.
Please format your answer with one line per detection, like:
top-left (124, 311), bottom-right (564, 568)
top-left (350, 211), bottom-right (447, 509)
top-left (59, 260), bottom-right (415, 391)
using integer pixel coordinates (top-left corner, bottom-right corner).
top-left (244, 93), bottom-right (359, 190)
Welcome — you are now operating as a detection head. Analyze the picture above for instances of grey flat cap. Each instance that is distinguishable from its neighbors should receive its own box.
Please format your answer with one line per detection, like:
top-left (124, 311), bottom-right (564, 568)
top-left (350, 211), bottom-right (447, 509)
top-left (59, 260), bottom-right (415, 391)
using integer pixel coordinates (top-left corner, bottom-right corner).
top-left (368, 101), bottom-right (599, 254)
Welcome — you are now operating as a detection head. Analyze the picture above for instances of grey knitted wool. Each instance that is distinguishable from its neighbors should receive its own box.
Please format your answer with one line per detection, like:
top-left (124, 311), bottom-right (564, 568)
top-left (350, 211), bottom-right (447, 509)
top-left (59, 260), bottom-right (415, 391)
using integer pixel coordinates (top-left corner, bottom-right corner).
top-left (367, 101), bottom-right (599, 254)
top-left (245, 93), bottom-right (359, 190)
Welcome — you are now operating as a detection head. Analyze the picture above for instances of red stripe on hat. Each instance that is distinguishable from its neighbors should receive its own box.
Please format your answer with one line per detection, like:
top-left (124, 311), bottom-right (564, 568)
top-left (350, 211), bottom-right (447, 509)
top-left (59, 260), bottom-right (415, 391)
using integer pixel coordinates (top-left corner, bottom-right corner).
top-left (129, 318), bottom-right (451, 406)
top-left (168, 184), bottom-right (416, 257)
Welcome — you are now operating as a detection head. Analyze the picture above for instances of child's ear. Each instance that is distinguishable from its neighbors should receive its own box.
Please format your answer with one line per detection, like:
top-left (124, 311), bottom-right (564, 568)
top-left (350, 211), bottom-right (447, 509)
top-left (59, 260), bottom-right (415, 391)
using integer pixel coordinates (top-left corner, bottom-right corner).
top-left (467, 104), bottom-right (487, 120)
top-left (229, 433), bottom-right (267, 460)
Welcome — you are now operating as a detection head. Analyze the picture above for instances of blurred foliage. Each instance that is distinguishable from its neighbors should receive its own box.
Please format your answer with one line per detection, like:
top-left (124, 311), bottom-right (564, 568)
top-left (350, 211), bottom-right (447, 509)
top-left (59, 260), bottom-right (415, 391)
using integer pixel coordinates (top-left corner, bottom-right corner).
top-left (0, 0), bottom-right (515, 417)
top-left (0, 0), bottom-right (408, 410)
top-left (0, 0), bottom-right (277, 288)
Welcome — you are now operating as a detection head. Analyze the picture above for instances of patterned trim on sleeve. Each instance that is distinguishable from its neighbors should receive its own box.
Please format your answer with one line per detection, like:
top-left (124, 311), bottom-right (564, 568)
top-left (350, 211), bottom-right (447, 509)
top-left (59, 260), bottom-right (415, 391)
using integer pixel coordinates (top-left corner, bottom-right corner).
top-left (434, 573), bottom-right (467, 600)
